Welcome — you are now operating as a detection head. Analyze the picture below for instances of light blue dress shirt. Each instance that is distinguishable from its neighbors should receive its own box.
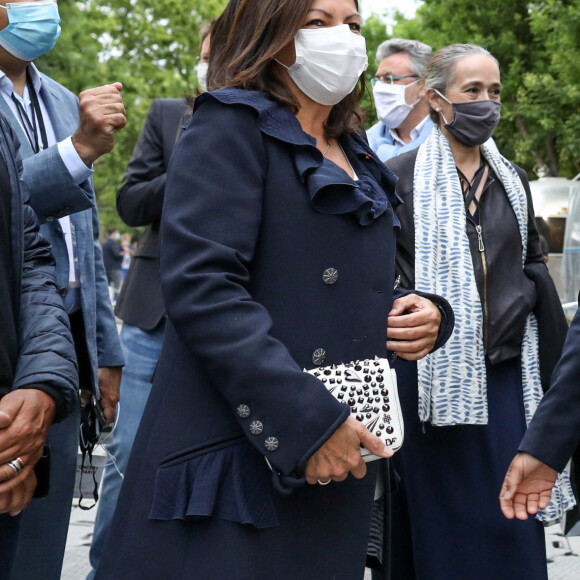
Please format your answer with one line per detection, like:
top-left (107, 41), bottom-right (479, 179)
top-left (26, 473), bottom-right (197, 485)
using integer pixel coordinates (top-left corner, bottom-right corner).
top-left (367, 116), bottom-right (435, 162)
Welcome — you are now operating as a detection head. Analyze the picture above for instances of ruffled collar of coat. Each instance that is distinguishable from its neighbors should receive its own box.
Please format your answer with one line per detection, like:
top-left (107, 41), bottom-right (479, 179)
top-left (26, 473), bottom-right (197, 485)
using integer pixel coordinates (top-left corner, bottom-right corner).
top-left (194, 88), bottom-right (401, 226)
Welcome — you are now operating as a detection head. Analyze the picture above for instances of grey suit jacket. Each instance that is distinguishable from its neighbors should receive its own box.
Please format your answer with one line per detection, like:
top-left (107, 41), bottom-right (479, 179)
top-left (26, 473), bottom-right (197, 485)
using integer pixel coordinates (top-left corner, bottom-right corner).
top-left (0, 69), bottom-right (124, 391)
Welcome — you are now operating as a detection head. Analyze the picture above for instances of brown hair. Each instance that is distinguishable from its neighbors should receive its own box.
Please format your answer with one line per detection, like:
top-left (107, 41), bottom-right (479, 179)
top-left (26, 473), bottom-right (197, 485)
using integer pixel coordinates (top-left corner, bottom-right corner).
top-left (208, 0), bottom-right (364, 138)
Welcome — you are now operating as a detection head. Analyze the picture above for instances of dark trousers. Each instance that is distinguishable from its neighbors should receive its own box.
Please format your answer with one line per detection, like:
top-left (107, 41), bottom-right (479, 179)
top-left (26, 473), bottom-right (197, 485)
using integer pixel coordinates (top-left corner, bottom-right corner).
top-left (0, 512), bottom-right (21, 575)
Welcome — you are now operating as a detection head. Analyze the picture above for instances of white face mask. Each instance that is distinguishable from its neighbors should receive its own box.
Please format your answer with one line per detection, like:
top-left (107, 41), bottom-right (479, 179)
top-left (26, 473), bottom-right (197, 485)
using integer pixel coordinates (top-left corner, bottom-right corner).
top-left (277, 24), bottom-right (368, 106)
top-left (196, 62), bottom-right (208, 92)
top-left (373, 79), bottom-right (419, 129)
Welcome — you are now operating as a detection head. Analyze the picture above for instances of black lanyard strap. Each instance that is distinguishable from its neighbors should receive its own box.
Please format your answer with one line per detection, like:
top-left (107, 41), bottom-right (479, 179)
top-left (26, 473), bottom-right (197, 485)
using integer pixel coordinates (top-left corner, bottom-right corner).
top-left (10, 70), bottom-right (48, 154)
top-left (11, 93), bottom-right (39, 153)
top-left (27, 72), bottom-right (48, 152)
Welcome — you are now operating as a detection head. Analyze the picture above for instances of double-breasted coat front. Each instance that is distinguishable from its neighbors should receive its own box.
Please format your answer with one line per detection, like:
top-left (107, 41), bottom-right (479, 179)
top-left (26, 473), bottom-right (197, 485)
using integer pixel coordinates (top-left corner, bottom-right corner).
top-left (95, 89), bottom-right (449, 580)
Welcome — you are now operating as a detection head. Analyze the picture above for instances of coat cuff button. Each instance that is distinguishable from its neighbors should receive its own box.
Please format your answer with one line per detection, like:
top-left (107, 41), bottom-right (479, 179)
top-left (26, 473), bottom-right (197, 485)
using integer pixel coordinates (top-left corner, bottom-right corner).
top-left (264, 437), bottom-right (279, 451)
top-left (236, 404), bottom-right (251, 419)
top-left (250, 421), bottom-right (263, 435)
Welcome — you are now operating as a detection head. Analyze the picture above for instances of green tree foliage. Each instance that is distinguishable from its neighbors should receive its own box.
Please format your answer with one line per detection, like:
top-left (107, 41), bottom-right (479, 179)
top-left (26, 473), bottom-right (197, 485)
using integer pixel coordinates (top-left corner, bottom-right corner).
top-left (37, 0), bottom-right (227, 233)
top-left (360, 15), bottom-right (389, 128)
top-left (40, 0), bottom-right (580, 233)
top-left (392, 0), bottom-right (580, 178)
top-left (43, 0), bottom-right (390, 232)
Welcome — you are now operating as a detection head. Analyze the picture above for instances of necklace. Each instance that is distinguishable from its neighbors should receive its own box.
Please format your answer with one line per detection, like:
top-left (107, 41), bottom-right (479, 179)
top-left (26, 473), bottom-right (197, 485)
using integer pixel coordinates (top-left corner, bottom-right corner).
top-left (322, 139), bottom-right (331, 157)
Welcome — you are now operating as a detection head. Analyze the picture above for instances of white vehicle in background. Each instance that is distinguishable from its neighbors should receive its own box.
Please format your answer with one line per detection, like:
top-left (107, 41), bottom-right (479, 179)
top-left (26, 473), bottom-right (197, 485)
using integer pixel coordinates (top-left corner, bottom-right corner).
top-left (529, 174), bottom-right (580, 319)
top-left (561, 174), bottom-right (580, 315)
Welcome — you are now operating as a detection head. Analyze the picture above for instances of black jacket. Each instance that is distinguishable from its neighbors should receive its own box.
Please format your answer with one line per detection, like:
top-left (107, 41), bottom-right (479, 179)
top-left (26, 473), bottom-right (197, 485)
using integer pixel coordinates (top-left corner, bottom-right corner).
top-left (0, 114), bottom-right (78, 422)
top-left (388, 148), bottom-right (546, 365)
top-left (114, 98), bottom-right (188, 330)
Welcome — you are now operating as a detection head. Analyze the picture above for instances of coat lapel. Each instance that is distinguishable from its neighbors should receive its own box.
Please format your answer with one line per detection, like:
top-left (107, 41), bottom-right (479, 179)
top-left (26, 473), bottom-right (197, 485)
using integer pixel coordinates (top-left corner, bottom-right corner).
top-left (0, 96), bottom-right (35, 159)
top-left (37, 73), bottom-right (70, 142)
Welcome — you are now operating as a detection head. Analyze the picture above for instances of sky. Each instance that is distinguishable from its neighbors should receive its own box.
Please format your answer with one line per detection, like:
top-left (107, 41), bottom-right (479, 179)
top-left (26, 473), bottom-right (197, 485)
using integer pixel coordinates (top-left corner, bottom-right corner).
top-left (360, 0), bottom-right (421, 19)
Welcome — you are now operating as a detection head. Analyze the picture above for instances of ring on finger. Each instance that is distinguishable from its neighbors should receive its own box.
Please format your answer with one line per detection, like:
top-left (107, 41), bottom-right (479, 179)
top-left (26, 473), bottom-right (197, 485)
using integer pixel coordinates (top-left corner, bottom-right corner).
top-left (7, 457), bottom-right (24, 476)
top-left (317, 479), bottom-right (331, 485)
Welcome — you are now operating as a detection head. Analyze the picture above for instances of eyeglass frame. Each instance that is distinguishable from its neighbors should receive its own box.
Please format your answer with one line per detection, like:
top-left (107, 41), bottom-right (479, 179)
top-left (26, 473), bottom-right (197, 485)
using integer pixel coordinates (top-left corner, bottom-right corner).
top-left (371, 74), bottom-right (419, 86)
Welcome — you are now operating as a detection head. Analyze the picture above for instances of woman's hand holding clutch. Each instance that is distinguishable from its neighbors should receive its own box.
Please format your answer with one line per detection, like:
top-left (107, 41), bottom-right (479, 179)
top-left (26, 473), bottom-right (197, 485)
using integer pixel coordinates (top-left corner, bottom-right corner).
top-left (304, 417), bottom-right (393, 485)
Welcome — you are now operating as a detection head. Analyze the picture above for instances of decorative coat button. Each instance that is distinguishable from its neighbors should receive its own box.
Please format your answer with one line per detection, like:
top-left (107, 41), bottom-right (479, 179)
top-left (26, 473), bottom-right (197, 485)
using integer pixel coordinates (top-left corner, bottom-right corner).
top-left (322, 268), bottom-right (339, 285)
top-left (312, 348), bottom-right (327, 366)
top-left (236, 404), bottom-right (251, 419)
top-left (264, 437), bottom-right (279, 451)
top-left (250, 421), bottom-right (263, 435)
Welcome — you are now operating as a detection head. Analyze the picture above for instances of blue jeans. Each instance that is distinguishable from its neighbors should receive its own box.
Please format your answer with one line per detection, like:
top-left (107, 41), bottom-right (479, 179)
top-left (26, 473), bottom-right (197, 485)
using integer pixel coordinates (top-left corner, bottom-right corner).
top-left (87, 321), bottom-right (164, 579)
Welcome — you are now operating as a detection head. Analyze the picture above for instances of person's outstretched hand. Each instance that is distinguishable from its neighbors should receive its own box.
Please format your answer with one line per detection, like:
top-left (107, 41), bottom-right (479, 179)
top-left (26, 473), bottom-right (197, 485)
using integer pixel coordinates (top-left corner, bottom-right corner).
top-left (500, 452), bottom-right (557, 520)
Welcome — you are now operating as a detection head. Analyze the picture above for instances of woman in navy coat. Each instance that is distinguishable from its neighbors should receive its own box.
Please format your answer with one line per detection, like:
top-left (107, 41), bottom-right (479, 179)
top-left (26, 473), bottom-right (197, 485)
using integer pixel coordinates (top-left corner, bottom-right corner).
top-left (95, 0), bottom-right (452, 578)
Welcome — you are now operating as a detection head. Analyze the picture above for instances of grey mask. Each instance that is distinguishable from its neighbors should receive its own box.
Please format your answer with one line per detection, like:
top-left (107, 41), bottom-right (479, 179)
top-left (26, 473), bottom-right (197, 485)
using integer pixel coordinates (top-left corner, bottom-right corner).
top-left (435, 90), bottom-right (501, 147)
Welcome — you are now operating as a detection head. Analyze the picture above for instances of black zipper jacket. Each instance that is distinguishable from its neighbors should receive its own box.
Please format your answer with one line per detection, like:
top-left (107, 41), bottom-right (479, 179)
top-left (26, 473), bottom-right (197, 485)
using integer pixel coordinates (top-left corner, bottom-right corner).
top-left (387, 147), bottom-right (546, 365)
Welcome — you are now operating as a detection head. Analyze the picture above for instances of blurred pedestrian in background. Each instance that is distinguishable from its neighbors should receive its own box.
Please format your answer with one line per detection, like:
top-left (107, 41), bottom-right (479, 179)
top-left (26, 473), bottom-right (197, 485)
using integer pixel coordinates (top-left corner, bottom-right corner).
top-left (102, 228), bottom-right (123, 292)
top-left (119, 233), bottom-right (134, 281)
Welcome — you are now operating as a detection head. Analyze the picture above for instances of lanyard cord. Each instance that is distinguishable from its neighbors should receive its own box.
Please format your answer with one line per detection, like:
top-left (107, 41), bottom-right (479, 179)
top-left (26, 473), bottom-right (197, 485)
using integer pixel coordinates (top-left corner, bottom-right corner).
top-left (10, 71), bottom-right (48, 154)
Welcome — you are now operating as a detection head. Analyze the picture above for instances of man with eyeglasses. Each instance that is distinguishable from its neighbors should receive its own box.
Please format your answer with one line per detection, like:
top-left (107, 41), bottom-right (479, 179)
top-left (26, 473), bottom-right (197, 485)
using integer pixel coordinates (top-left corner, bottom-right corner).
top-left (367, 38), bottom-right (434, 162)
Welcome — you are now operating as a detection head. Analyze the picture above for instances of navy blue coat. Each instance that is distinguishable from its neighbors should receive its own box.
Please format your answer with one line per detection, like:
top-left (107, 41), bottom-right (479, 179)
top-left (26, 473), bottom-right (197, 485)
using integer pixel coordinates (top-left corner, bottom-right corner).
top-left (519, 297), bottom-right (580, 472)
top-left (95, 89), bottom-right (450, 580)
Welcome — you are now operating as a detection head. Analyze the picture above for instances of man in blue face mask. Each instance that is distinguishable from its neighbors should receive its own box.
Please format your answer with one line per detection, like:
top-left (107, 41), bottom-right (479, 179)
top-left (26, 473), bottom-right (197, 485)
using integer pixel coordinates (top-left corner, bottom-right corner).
top-left (0, 1), bottom-right (127, 578)
top-left (367, 38), bottom-right (434, 162)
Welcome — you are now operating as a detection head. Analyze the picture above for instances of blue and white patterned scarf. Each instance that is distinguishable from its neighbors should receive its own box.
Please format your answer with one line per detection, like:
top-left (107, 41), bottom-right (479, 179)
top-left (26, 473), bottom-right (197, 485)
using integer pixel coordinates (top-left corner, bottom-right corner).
top-left (414, 126), bottom-right (574, 521)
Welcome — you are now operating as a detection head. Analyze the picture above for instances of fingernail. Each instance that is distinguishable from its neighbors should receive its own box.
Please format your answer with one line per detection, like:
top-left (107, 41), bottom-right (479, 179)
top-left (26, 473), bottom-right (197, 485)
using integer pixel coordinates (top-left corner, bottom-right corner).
top-left (382, 445), bottom-right (394, 457)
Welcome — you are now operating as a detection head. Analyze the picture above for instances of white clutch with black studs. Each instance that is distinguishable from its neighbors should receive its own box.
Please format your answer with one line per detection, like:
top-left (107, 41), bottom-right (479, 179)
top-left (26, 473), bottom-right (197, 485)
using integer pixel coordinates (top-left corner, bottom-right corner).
top-left (305, 357), bottom-right (404, 461)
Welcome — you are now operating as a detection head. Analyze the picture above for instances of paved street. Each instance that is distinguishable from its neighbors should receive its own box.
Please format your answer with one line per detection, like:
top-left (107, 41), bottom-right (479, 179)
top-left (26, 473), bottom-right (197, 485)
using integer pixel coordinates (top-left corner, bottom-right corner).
top-left (61, 502), bottom-right (580, 579)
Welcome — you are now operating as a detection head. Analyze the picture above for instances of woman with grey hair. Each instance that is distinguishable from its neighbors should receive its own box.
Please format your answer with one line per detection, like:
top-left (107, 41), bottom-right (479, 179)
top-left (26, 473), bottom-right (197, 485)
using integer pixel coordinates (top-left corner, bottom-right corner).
top-left (380, 43), bottom-right (574, 579)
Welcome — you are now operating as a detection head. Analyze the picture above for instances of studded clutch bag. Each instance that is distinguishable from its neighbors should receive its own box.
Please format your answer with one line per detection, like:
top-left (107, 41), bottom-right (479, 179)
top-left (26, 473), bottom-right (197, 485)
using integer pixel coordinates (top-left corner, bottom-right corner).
top-left (305, 357), bottom-right (404, 461)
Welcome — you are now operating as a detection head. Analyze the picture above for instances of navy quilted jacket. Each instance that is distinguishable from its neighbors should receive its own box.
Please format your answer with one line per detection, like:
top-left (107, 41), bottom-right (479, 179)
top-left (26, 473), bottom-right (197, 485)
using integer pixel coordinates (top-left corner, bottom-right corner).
top-left (1, 113), bottom-right (78, 422)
